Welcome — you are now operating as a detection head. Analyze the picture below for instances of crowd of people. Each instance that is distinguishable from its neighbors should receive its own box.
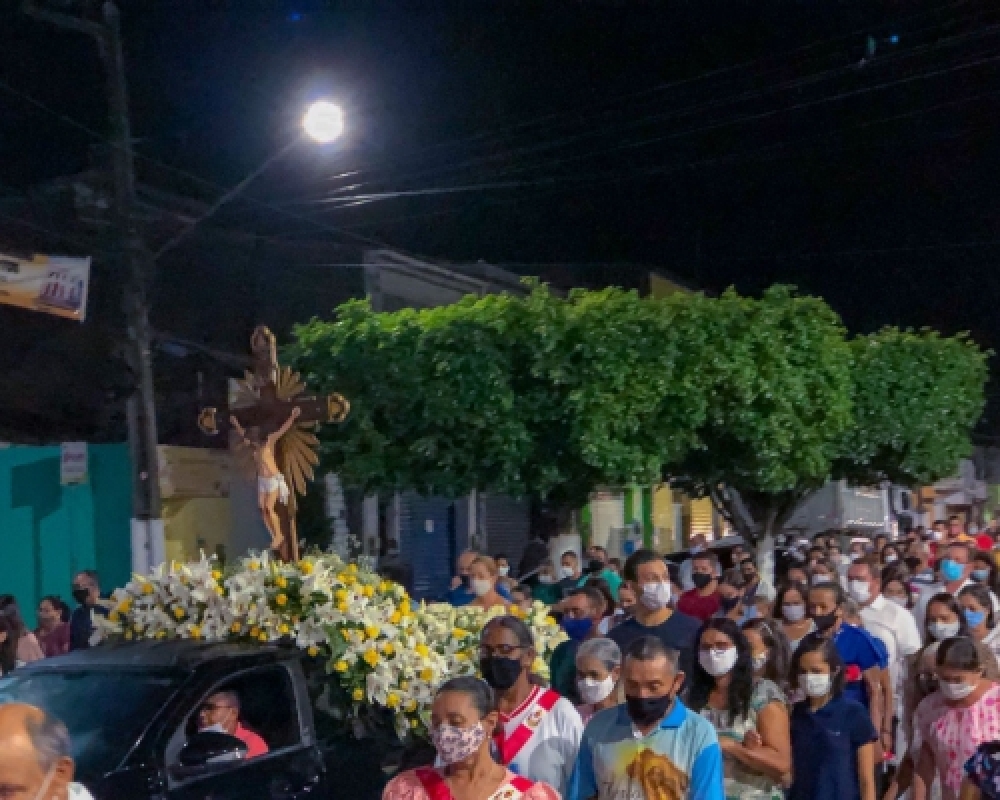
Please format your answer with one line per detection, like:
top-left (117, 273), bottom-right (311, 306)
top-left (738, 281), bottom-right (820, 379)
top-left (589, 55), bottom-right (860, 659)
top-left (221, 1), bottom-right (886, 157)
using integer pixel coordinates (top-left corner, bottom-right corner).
top-left (391, 517), bottom-right (1000, 800)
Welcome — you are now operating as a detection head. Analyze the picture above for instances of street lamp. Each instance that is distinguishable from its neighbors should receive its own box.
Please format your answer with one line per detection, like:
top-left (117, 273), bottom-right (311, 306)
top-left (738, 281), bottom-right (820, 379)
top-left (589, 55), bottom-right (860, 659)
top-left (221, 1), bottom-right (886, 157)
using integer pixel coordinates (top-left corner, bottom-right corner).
top-left (302, 101), bottom-right (345, 144)
top-left (153, 100), bottom-right (345, 261)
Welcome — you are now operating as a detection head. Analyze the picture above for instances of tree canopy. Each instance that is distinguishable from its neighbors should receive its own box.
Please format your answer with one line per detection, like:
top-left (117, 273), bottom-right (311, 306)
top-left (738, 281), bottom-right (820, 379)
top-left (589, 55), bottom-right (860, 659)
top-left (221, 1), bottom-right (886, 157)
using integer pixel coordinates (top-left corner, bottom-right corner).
top-left (287, 283), bottom-right (989, 536)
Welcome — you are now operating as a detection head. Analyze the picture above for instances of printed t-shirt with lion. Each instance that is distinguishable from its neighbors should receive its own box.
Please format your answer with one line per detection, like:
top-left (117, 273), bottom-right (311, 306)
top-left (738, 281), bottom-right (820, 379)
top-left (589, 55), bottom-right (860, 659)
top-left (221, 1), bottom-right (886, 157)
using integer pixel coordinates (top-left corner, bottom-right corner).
top-left (569, 700), bottom-right (724, 800)
top-left (497, 685), bottom-right (583, 797)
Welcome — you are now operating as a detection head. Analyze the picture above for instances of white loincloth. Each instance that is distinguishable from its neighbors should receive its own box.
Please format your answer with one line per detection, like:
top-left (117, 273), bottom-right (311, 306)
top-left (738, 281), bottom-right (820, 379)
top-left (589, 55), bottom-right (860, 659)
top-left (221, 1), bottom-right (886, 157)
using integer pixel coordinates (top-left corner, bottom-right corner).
top-left (258, 474), bottom-right (290, 505)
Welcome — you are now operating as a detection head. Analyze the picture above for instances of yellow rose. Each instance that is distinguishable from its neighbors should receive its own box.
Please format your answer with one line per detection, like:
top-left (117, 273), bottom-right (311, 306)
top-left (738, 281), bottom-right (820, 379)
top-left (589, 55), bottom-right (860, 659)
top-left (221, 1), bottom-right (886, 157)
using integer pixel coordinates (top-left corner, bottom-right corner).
top-left (119, 598), bottom-right (132, 613)
top-left (415, 644), bottom-right (430, 658)
top-left (275, 593), bottom-right (288, 607)
top-left (124, 631), bottom-right (133, 640)
top-left (336, 602), bottom-right (349, 614)
top-left (347, 564), bottom-right (358, 574)
top-left (400, 599), bottom-right (411, 614)
top-left (249, 560), bottom-right (261, 571)
top-left (381, 642), bottom-right (394, 656)
top-left (108, 610), bottom-right (120, 623)
top-left (258, 632), bottom-right (268, 642)
top-left (190, 626), bottom-right (202, 639)
top-left (385, 693), bottom-right (400, 708)
top-left (299, 561), bottom-right (314, 575)
top-left (307, 646), bottom-right (319, 657)
top-left (215, 586), bottom-right (224, 596)
top-left (452, 628), bottom-right (468, 639)
top-left (156, 630), bottom-right (166, 639)
top-left (389, 611), bottom-right (402, 625)
top-left (279, 624), bottom-right (290, 635)
top-left (455, 652), bottom-right (468, 662)
top-left (172, 607), bottom-right (185, 620)
top-left (361, 585), bottom-right (374, 598)
top-left (250, 626), bottom-right (260, 638)
top-left (405, 699), bottom-right (418, 712)
top-left (420, 667), bottom-right (434, 682)
top-left (275, 576), bottom-right (288, 589)
top-left (364, 625), bottom-right (380, 640)
top-left (334, 589), bottom-right (348, 602)
top-left (352, 688), bottom-right (365, 702)
top-left (142, 583), bottom-right (154, 595)
top-left (334, 660), bottom-right (349, 673)
top-left (363, 648), bottom-right (379, 667)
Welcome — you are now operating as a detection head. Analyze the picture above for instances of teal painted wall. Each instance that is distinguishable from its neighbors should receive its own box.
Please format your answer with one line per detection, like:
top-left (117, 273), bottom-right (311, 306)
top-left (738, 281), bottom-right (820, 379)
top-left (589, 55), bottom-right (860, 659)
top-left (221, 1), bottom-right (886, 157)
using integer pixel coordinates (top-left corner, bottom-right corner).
top-left (0, 445), bottom-right (132, 627)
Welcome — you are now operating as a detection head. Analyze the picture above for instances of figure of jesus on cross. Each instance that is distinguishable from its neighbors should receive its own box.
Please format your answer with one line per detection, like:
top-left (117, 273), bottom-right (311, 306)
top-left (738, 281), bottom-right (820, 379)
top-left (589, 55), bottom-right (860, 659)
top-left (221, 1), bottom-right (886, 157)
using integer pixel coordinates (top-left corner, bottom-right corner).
top-left (230, 407), bottom-right (301, 552)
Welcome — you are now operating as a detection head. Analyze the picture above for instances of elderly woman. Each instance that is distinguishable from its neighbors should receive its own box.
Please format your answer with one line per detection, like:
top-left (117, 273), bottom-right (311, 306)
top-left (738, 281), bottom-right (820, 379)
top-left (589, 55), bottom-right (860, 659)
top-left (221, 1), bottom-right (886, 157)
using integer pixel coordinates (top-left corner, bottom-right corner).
top-left (467, 556), bottom-right (511, 611)
top-left (574, 637), bottom-right (622, 724)
top-left (383, 676), bottom-right (558, 800)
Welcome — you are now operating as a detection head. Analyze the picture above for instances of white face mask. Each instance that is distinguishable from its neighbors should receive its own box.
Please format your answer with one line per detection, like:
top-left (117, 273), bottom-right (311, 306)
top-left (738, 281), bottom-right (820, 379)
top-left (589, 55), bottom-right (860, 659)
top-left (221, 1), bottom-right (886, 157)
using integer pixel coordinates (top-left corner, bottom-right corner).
top-left (471, 579), bottom-right (493, 597)
top-left (577, 675), bottom-right (616, 705)
top-left (939, 679), bottom-right (977, 701)
top-left (597, 617), bottom-right (611, 635)
top-left (200, 722), bottom-right (228, 734)
top-left (752, 652), bottom-right (769, 672)
top-left (640, 581), bottom-right (671, 610)
top-left (799, 672), bottom-right (832, 698)
top-left (498, 566), bottom-right (509, 577)
top-left (559, 565), bottom-right (574, 579)
top-left (699, 647), bottom-right (739, 677)
top-left (848, 580), bottom-right (871, 604)
top-left (811, 574), bottom-right (831, 586)
top-left (538, 575), bottom-right (554, 585)
top-left (886, 595), bottom-right (908, 607)
top-left (928, 620), bottom-right (962, 641)
top-left (885, 554), bottom-right (898, 564)
top-left (782, 603), bottom-right (806, 622)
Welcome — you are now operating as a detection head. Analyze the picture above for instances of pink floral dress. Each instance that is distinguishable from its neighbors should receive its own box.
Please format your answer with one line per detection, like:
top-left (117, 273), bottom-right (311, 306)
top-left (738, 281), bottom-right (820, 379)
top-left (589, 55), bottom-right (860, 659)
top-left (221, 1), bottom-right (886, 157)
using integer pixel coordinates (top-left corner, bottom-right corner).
top-left (913, 684), bottom-right (1000, 800)
top-left (383, 768), bottom-right (560, 800)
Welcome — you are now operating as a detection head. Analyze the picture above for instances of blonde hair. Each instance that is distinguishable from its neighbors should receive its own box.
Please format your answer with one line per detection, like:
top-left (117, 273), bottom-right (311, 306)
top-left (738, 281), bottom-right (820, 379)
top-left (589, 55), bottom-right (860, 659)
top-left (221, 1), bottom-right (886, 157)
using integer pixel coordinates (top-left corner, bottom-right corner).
top-left (471, 556), bottom-right (498, 577)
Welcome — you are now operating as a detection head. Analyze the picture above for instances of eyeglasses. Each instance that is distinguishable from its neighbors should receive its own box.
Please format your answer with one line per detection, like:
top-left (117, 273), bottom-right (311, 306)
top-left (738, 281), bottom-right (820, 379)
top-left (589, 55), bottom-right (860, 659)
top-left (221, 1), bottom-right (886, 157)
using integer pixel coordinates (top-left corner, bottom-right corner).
top-left (200, 703), bottom-right (236, 713)
top-left (478, 644), bottom-right (525, 659)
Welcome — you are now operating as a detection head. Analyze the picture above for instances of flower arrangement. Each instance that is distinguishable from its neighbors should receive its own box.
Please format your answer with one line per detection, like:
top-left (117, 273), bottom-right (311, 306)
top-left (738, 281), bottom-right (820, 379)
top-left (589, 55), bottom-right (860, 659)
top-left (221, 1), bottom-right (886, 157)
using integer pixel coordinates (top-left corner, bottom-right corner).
top-left (102, 551), bottom-right (566, 738)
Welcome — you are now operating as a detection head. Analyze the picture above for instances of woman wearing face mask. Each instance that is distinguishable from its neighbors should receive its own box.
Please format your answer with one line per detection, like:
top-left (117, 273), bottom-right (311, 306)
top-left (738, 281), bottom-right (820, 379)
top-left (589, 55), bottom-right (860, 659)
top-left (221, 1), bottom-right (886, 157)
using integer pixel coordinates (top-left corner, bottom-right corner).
top-left (743, 618), bottom-right (793, 692)
top-left (383, 677), bottom-right (559, 800)
top-left (774, 582), bottom-right (816, 652)
top-left (882, 545), bottom-right (904, 568)
top-left (882, 576), bottom-right (914, 610)
top-left (971, 552), bottom-right (999, 594)
top-left (574, 637), bottom-right (622, 725)
top-left (809, 559), bottom-right (841, 588)
top-left (467, 557), bottom-right (510, 611)
top-left (912, 637), bottom-right (1000, 800)
top-left (959, 584), bottom-right (1000, 663)
top-left (687, 618), bottom-right (791, 800)
top-left (477, 617), bottom-right (582, 796)
top-left (788, 633), bottom-right (878, 800)
top-left (924, 594), bottom-right (971, 643)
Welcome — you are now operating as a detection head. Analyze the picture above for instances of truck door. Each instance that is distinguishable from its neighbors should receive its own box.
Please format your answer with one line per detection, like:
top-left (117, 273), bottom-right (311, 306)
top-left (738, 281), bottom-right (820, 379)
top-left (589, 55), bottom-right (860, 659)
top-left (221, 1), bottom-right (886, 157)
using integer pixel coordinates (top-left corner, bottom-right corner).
top-left (164, 662), bottom-right (326, 800)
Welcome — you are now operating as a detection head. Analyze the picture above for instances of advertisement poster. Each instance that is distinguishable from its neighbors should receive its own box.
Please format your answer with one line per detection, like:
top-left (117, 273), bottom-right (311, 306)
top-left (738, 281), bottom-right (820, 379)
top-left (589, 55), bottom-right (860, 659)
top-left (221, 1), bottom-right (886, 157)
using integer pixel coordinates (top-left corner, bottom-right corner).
top-left (0, 252), bottom-right (91, 322)
top-left (60, 442), bottom-right (89, 485)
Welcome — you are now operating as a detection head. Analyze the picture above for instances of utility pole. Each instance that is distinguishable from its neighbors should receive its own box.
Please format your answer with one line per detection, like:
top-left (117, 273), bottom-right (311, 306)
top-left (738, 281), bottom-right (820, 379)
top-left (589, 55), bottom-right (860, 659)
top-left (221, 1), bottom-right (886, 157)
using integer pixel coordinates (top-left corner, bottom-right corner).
top-left (24, 0), bottom-right (163, 571)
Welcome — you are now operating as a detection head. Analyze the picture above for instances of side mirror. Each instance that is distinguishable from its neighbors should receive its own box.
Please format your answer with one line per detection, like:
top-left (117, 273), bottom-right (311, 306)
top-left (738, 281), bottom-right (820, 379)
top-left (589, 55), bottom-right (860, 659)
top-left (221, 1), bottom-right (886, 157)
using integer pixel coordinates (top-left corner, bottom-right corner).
top-left (178, 732), bottom-right (248, 768)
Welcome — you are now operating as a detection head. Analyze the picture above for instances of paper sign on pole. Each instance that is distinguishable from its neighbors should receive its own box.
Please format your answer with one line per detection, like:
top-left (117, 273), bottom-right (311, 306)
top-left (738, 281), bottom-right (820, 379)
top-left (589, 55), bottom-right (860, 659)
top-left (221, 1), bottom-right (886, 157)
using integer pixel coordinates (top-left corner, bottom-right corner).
top-left (60, 442), bottom-right (88, 485)
top-left (0, 252), bottom-right (91, 322)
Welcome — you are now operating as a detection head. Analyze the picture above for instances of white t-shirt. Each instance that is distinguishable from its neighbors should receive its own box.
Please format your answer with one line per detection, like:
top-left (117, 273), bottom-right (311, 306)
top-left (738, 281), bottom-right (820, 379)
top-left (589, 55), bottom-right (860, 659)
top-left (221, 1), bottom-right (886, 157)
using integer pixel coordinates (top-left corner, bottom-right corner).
top-left (860, 594), bottom-right (922, 712)
top-left (499, 685), bottom-right (583, 796)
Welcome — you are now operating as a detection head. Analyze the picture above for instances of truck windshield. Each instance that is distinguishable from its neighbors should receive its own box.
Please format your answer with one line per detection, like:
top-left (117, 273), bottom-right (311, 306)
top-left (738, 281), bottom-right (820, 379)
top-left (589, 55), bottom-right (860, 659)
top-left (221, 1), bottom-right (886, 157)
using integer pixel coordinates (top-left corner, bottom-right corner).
top-left (0, 668), bottom-right (182, 780)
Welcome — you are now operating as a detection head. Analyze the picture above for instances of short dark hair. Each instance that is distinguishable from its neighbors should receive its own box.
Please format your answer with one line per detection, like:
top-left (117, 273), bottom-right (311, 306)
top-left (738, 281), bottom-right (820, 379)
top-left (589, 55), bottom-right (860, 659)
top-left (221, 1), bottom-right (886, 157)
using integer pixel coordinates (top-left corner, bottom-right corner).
top-left (937, 636), bottom-right (984, 672)
top-left (850, 555), bottom-right (881, 579)
top-left (569, 586), bottom-right (608, 616)
top-left (924, 592), bottom-right (972, 642)
top-left (947, 541), bottom-right (975, 561)
top-left (691, 551), bottom-right (720, 571)
top-left (584, 577), bottom-right (615, 617)
top-left (790, 632), bottom-right (846, 698)
top-left (773, 581), bottom-right (809, 615)
top-left (589, 545), bottom-right (608, 557)
top-left (436, 676), bottom-right (496, 718)
top-left (482, 615), bottom-right (536, 651)
top-left (808, 580), bottom-right (846, 608)
top-left (624, 549), bottom-right (664, 583)
top-left (561, 550), bottom-right (579, 561)
top-left (624, 635), bottom-right (680, 672)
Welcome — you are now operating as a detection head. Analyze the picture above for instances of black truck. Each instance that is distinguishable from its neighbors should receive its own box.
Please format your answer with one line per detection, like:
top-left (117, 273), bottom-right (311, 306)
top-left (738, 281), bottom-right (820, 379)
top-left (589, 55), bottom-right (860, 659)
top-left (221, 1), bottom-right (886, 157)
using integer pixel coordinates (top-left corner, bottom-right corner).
top-left (0, 639), bottom-right (398, 800)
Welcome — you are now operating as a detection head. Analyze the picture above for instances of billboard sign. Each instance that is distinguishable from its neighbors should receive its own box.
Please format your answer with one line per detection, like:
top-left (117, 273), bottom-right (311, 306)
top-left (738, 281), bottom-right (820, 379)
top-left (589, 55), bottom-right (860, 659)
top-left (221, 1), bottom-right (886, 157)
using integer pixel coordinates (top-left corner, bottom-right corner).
top-left (0, 252), bottom-right (91, 322)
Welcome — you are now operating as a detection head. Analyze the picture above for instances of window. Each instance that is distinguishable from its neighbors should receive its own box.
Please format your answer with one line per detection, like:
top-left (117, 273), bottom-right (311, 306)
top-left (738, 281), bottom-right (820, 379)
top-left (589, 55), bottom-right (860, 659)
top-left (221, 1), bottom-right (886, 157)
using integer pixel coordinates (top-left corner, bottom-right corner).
top-left (168, 665), bottom-right (301, 766)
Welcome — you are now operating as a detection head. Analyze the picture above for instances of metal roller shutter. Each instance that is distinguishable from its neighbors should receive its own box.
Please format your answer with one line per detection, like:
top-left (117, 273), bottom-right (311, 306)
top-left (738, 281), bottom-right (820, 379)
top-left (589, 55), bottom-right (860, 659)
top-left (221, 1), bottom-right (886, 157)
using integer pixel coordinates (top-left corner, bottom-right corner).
top-left (479, 494), bottom-right (531, 573)
top-left (398, 492), bottom-right (455, 601)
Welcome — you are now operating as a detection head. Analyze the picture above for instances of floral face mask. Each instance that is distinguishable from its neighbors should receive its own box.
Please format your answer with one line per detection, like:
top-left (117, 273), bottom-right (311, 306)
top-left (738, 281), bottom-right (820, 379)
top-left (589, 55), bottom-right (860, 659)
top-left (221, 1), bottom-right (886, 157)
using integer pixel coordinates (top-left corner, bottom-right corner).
top-left (431, 722), bottom-right (487, 765)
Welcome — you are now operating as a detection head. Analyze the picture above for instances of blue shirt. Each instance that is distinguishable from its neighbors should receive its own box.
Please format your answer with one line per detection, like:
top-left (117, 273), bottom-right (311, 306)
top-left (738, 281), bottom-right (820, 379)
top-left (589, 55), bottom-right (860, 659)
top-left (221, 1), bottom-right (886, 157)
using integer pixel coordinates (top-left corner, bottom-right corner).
top-left (569, 700), bottom-right (724, 800)
top-left (831, 623), bottom-right (887, 709)
top-left (788, 695), bottom-right (877, 800)
top-left (446, 582), bottom-right (512, 606)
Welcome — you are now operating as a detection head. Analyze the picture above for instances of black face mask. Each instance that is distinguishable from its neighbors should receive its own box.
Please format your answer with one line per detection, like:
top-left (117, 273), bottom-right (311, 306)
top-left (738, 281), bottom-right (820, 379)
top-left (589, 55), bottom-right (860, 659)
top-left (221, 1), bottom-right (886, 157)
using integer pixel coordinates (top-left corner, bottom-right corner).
top-left (626, 693), bottom-right (673, 727)
top-left (72, 588), bottom-right (90, 606)
top-left (813, 609), bottom-right (839, 632)
top-left (691, 573), bottom-right (713, 590)
top-left (720, 595), bottom-right (740, 612)
top-left (480, 657), bottom-right (523, 690)
top-left (586, 559), bottom-right (605, 575)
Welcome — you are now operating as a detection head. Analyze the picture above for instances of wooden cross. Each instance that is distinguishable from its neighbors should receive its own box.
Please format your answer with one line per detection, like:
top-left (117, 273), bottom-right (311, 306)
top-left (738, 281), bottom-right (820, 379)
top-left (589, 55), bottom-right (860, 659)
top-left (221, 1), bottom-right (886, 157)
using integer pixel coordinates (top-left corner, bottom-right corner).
top-left (198, 325), bottom-right (349, 562)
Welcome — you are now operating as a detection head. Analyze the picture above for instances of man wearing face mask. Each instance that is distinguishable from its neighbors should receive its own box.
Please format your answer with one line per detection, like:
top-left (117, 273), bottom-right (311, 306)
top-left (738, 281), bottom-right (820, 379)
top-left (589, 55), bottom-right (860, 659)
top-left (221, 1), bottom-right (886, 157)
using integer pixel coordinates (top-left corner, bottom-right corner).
top-left (0, 704), bottom-right (95, 800)
top-left (678, 534), bottom-right (709, 592)
top-left (913, 541), bottom-right (1000, 631)
top-left (569, 636), bottom-right (724, 800)
top-left (807, 582), bottom-right (890, 749)
top-left (68, 571), bottom-right (109, 652)
top-left (195, 690), bottom-right (269, 758)
top-left (607, 550), bottom-right (701, 690)
top-left (549, 587), bottom-right (607, 703)
top-left (585, 546), bottom-right (622, 601)
top-left (479, 616), bottom-right (582, 796)
top-left (677, 552), bottom-right (722, 623)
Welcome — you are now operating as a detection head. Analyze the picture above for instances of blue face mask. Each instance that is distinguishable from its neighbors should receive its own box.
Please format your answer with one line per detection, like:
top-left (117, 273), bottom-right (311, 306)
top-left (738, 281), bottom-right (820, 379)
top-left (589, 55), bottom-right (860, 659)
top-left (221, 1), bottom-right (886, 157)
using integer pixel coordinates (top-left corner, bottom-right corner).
top-left (940, 559), bottom-right (965, 583)
top-left (561, 616), bottom-right (594, 642)
top-left (973, 569), bottom-right (991, 583)
top-left (965, 609), bottom-right (987, 628)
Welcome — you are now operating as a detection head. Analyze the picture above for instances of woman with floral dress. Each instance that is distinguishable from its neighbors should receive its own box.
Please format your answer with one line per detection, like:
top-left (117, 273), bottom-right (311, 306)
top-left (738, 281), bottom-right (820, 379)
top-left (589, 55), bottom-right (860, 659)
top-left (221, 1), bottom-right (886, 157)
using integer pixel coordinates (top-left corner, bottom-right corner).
top-left (383, 677), bottom-right (558, 800)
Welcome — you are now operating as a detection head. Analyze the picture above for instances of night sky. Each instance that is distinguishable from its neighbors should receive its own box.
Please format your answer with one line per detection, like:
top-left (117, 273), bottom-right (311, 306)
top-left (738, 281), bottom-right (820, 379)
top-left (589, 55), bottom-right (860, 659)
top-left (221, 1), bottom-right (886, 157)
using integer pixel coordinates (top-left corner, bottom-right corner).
top-left (2, 1), bottom-right (999, 427)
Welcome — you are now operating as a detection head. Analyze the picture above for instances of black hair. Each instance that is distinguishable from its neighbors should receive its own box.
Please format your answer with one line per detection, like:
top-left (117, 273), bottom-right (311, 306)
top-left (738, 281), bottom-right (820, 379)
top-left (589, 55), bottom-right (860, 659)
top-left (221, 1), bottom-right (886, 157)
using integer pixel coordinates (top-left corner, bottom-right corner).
top-left (39, 595), bottom-right (71, 623)
top-left (807, 579), bottom-right (846, 608)
top-left (772, 581), bottom-right (809, 618)
top-left (790, 632), bottom-right (846, 698)
top-left (0, 595), bottom-right (27, 639)
top-left (624, 635), bottom-right (680, 671)
top-left (924, 592), bottom-right (972, 641)
top-left (959, 584), bottom-right (996, 629)
top-left (482, 615), bottom-right (536, 651)
top-left (584, 577), bottom-right (616, 618)
top-left (561, 550), bottom-right (579, 561)
top-left (937, 636), bottom-right (985, 672)
top-left (880, 575), bottom-right (913, 610)
top-left (743, 617), bottom-right (793, 690)
top-left (569, 586), bottom-right (608, 616)
top-left (687, 618), bottom-right (754, 720)
top-left (436, 676), bottom-right (496, 717)
top-left (0, 613), bottom-right (16, 674)
top-left (809, 559), bottom-right (840, 583)
top-left (623, 549), bottom-right (664, 583)
top-left (719, 568), bottom-right (746, 589)
top-left (691, 551), bottom-right (721, 571)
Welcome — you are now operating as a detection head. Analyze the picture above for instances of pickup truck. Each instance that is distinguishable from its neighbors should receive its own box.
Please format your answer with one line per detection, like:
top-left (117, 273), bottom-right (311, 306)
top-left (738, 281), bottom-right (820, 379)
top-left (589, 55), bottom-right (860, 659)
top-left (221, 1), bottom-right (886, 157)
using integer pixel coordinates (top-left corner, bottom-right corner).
top-left (0, 639), bottom-right (396, 800)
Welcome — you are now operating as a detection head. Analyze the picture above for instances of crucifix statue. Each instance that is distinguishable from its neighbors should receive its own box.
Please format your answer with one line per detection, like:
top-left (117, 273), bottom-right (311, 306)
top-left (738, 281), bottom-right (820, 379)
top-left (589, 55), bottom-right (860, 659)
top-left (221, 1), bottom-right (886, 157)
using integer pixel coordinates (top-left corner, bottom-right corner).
top-left (198, 325), bottom-right (350, 562)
